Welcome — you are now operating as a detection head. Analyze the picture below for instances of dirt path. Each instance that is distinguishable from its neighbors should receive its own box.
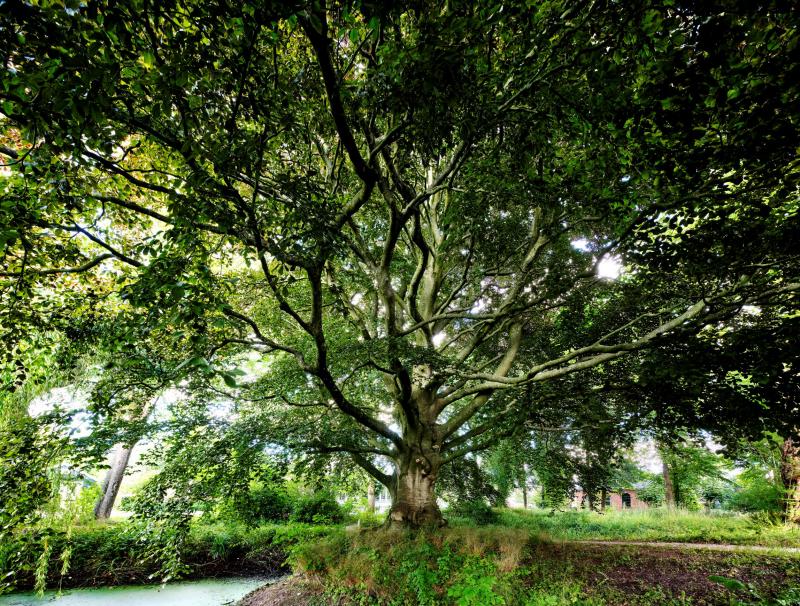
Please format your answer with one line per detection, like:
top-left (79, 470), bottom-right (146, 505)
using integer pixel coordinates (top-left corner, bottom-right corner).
top-left (573, 539), bottom-right (800, 553)
top-left (238, 576), bottom-right (320, 606)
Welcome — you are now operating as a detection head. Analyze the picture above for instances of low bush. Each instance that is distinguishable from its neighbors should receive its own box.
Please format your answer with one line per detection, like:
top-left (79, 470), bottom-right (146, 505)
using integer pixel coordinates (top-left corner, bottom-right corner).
top-left (351, 509), bottom-right (386, 528)
top-left (726, 481), bottom-right (784, 515)
top-left (446, 501), bottom-right (498, 526)
top-left (225, 483), bottom-right (294, 525)
top-left (290, 490), bottom-right (345, 525)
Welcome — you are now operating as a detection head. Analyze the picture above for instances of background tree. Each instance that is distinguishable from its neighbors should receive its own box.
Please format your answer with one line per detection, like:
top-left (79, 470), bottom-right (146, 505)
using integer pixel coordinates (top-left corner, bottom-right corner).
top-left (636, 308), bottom-right (800, 521)
top-left (726, 433), bottom-right (785, 515)
top-left (657, 439), bottom-right (732, 510)
top-left (485, 438), bottom-right (534, 508)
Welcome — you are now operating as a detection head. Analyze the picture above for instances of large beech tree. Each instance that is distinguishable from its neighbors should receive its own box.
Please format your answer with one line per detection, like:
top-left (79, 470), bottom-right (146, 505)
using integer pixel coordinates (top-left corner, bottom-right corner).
top-left (2, 1), bottom-right (798, 525)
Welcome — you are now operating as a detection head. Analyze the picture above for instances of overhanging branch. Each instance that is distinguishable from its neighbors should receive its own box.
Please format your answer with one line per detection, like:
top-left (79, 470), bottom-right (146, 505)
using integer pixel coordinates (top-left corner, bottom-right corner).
top-left (0, 253), bottom-right (114, 277)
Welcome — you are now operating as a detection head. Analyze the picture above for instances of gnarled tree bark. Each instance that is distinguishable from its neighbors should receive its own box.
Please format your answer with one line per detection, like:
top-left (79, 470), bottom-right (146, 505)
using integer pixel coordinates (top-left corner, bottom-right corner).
top-left (387, 420), bottom-right (445, 527)
top-left (388, 455), bottom-right (444, 527)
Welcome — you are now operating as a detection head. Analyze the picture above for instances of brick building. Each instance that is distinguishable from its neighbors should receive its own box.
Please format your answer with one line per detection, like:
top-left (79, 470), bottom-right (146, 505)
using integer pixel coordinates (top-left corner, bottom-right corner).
top-left (572, 488), bottom-right (648, 510)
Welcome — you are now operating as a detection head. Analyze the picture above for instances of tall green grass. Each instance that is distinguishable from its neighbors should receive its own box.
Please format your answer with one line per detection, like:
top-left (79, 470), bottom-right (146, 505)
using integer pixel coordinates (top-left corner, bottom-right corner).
top-left (494, 507), bottom-right (800, 547)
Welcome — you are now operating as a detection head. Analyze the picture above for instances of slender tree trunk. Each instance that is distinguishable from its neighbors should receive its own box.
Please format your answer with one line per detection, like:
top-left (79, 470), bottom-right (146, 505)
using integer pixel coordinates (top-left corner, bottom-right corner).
top-left (781, 436), bottom-right (800, 524)
top-left (522, 483), bottom-right (528, 509)
top-left (94, 443), bottom-right (134, 520)
top-left (662, 459), bottom-right (675, 509)
top-left (367, 480), bottom-right (376, 513)
top-left (600, 488), bottom-right (607, 512)
top-left (94, 399), bottom-right (153, 520)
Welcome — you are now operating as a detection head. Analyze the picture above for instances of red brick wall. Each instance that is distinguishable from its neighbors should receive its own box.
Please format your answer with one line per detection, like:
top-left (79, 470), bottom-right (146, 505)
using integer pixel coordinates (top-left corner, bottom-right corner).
top-left (572, 489), bottom-right (648, 510)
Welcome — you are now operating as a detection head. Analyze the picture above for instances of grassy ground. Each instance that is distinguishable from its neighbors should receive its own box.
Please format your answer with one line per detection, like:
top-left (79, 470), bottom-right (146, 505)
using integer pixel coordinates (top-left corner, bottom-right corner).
top-left (492, 508), bottom-right (800, 547)
top-left (288, 526), bottom-right (800, 606)
top-left (521, 541), bottom-right (800, 605)
top-left (6, 511), bottom-right (800, 604)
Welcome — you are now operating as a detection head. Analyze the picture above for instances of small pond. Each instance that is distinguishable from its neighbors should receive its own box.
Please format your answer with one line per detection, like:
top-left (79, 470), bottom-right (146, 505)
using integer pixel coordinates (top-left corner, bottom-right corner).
top-left (0, 576), bottom-right (273, 606)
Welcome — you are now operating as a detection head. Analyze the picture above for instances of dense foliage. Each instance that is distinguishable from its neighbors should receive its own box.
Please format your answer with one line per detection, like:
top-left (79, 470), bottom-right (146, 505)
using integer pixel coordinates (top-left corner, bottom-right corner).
top-left (0, 521), bottom-right (329, 591)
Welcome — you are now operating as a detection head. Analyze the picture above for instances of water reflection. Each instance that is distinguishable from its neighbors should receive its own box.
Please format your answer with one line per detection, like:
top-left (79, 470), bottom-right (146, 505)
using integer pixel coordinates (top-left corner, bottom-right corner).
top-left (0, 576), bottom-right (273, 606)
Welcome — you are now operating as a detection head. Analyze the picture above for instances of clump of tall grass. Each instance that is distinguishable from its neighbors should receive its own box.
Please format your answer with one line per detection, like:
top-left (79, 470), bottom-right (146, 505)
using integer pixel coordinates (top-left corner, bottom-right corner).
top-left (290, 525), bottom-right (539, 605)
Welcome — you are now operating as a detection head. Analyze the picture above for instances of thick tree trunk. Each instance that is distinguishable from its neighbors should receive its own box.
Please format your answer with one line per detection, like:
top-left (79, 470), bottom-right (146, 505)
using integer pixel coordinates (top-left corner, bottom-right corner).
top-left (367, 480), bottom-right (376, 513)
top-left (781, 436), bottom-right (800, 524)
top-left (388, 454), bottom-right (444, 527)
top-left (600, 488), bottom-right (607, 512)
top-left (94, 443), bottom-right (134, 520)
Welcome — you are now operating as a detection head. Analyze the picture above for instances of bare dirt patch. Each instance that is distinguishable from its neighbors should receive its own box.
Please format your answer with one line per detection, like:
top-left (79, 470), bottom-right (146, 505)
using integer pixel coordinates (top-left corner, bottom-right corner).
top-left (238, 576), bottom-right (322, 606)
top-left (538, 543), bottom-right (800, 604)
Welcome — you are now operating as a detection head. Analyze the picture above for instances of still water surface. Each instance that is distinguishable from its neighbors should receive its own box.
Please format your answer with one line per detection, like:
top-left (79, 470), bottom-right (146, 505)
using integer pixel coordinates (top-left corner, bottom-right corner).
top-left (0, 577), bottom-right (270, 606)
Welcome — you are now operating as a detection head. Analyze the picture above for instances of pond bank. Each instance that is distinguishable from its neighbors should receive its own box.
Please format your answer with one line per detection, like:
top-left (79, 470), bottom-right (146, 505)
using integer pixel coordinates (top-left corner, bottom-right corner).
top-left (239, 576), bottom-right (320, 606)
top-left (1, 523), bottom-right (334, 592)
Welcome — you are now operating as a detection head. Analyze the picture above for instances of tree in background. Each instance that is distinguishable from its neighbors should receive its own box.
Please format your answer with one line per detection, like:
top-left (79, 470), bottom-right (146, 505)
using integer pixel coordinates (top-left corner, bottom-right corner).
top-left (485, 438), bottom-right (534, 508)
top-left (659, 440), bottom-right (732, 510)
top-left (89, 357), bottom-right (164, 520)
top-left (638, 310), bottom-right (800, 521)
top-left (727, 434), bottom-right (785, 515)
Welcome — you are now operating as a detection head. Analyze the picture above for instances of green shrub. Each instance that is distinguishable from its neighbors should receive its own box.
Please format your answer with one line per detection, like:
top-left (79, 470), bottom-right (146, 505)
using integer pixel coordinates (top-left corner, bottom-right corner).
top-left (0, 520), bottom-right (336, 593)
top-left (290, 491), bottom-right (344, 524)
top-left (239, 484), bottom-right (294, 524)
top-left (447, 500), bottom-right (498, 526)
top-left (70, 483), bottom-right (102, 526)
top-left (351, 509), bottom-right (385, 528)
top-left (447, 557), bottom-right (505, 605)
top-left (727, 480), bottom-right (783, 514)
